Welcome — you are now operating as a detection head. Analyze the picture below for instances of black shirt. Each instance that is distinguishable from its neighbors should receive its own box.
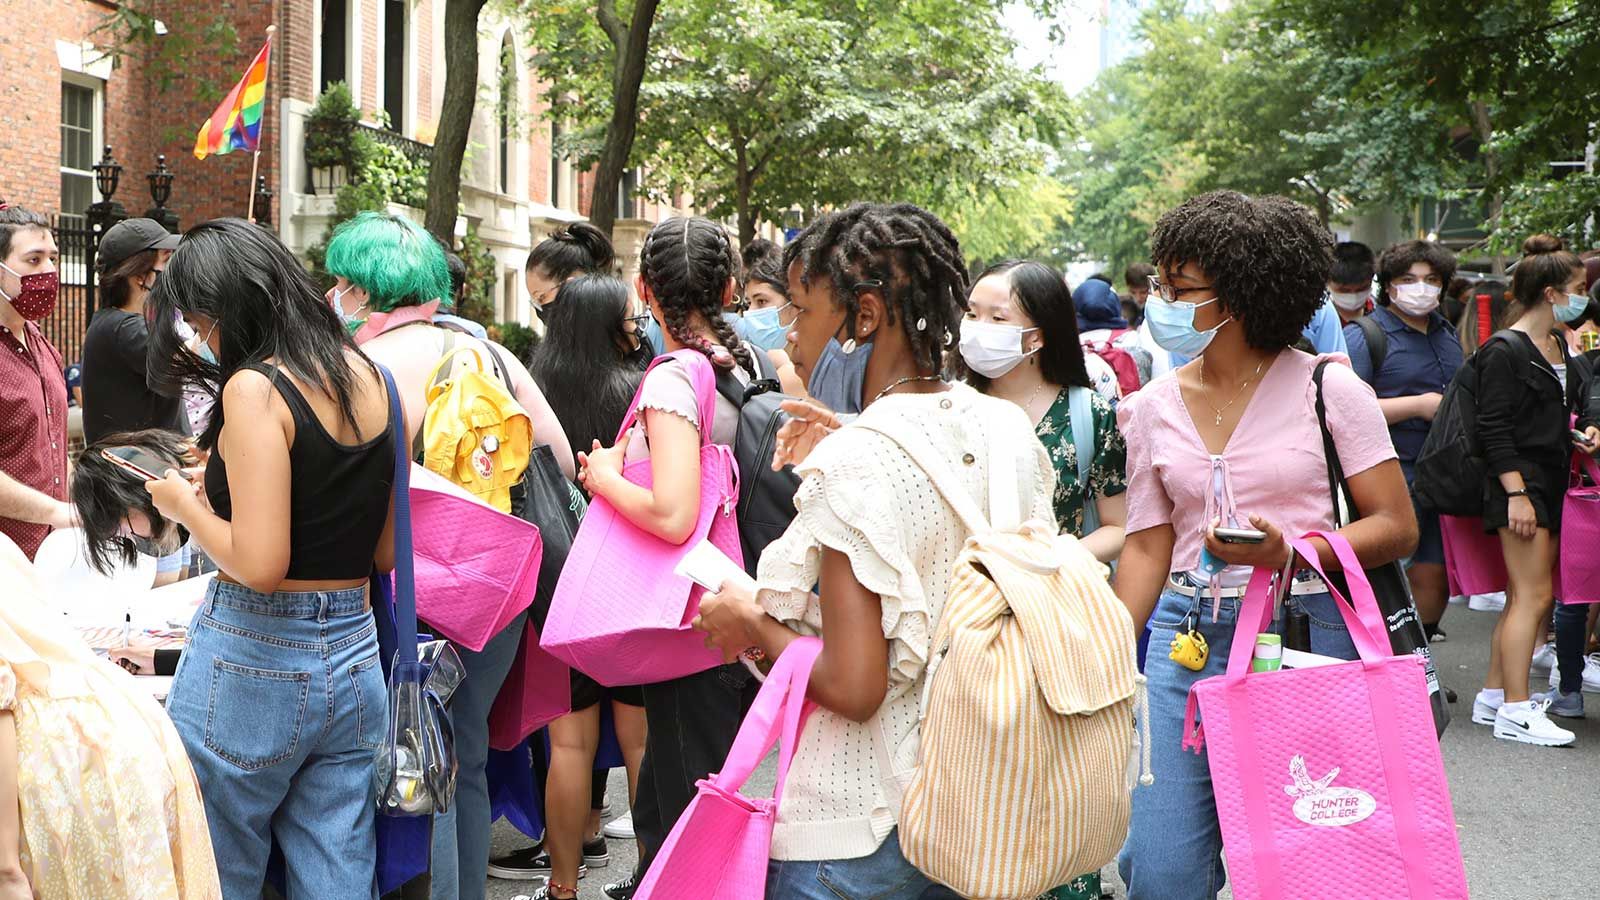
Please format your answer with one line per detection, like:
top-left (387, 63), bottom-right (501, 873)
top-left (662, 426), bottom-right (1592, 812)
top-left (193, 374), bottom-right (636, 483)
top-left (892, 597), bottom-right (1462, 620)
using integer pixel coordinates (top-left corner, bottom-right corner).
top-left (80, 308), bottom-right (188, 444)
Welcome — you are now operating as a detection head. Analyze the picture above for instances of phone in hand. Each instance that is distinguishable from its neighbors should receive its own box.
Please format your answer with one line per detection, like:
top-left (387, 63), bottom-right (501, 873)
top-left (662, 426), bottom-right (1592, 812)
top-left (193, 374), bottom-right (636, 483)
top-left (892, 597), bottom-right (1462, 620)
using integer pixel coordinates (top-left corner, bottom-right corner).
top-left (1214, 526), bottom-right (1268, 544)
top-left (1572, 429), bottom-right (1593, 447)
top-left (100, 446), bottom-right (175, 483)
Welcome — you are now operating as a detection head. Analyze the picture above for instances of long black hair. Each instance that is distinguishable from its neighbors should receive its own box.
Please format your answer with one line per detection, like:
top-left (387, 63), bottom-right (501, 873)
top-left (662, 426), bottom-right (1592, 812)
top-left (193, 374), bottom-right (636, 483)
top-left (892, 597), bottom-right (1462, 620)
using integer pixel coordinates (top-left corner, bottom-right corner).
top-left (146, 218), bottom-right (376, 451)
top-left (640, 217), bottom-right (753, 374)
top-left (965, 260), bottom-right (1091, 392)
top-left (528, 275), bottom-right (646, 462)
top-left (526, 222), bottom-right (616, 280)
top-left (72, 429), bottom-right (194, 574)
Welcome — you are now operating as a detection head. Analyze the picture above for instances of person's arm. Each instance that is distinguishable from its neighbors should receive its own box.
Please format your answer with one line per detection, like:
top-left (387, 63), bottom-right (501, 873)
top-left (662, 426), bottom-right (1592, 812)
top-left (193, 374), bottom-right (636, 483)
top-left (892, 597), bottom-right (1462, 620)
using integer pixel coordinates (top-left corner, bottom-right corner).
top-left (1113, 525), bottom-right (1176, 630)
top-left (1377, 394), bottom-right (1440, 425)
top-left (0, 709), bottom-right (27, 899)
top-left (0, 471), bottom-right (71, 529)
top-left (582, 408), bottom-right (703, 544)
top-left (497, 342), bottom-right (576, 481)
top-left (1474, 342), bottom-right (1524, 484)
top-left (147, 370), bottom-right (293, 593)
top-left (113, 314), bottom-right (153, 372)
top-left (1082, 491), bottom-right (1127, 563)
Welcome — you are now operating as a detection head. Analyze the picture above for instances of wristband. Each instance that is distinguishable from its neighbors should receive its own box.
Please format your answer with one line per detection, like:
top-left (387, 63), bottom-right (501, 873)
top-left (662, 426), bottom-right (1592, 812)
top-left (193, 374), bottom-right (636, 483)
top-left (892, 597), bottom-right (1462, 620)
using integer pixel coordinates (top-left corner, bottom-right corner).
top-left (1507, 489), bottom-right (1529, 498)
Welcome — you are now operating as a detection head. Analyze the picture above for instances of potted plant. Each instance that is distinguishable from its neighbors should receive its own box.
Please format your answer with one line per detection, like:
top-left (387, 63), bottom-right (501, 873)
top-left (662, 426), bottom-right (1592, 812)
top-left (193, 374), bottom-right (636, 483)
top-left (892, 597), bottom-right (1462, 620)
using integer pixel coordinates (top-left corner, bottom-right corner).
top-left (305, 82), bottom-right (362, 193)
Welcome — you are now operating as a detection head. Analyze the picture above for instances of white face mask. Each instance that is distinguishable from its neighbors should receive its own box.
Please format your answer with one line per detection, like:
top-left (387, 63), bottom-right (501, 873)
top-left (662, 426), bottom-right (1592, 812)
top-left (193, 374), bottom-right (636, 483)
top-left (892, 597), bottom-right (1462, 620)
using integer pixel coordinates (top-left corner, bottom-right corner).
top-left (959, 319), bottom-right (1039, 378)
top-left (1328, 289), bottom-right (1369, 312)
top-left (1390, 282), bottom-right (1441, 318)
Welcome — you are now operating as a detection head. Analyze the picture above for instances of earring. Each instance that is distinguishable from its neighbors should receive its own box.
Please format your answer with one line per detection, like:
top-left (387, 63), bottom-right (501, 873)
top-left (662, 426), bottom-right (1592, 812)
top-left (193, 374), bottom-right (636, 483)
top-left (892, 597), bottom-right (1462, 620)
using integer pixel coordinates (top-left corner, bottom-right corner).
top-left (942, 329), bottom-right (954, 346)
top-left (916, 317), bottom-right (928, 332)
top-left (841, 338), bottom-right (858, 355)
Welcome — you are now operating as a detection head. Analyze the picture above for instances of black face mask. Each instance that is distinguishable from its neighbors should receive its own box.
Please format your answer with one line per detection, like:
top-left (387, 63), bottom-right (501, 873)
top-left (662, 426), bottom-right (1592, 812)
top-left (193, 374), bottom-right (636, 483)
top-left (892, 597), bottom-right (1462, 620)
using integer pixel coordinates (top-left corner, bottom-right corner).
top-left (535, 298), bottom-right (561, 323)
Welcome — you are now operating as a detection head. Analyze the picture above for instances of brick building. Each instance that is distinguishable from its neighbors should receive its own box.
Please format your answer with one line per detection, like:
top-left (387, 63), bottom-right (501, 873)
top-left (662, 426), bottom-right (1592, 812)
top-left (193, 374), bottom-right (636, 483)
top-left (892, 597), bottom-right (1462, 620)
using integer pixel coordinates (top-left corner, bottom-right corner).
top-left (0, 0), bottom-right (757, 357)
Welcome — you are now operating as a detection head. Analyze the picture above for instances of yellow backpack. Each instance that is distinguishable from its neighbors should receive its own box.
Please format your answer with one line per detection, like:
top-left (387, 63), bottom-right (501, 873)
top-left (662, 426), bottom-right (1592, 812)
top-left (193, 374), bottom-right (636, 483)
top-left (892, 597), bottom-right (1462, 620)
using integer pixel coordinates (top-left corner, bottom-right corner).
top-left (421, 337), bottom-right (533, 513)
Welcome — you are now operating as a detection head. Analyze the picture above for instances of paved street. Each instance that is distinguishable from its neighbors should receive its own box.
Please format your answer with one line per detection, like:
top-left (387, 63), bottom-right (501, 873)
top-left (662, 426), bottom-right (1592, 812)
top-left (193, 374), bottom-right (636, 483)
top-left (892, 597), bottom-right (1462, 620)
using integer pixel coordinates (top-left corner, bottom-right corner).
top-left (488, 601), bottom-right (1600, 900)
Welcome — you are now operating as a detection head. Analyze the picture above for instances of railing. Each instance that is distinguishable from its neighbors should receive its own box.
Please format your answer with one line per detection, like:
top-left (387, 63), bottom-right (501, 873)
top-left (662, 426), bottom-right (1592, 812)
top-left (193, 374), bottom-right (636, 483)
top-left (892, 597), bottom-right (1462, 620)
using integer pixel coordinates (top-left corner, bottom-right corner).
top-left (40, 215), bottom-right (95, 366)
top-left (304, 121), bottom-right (433, 195)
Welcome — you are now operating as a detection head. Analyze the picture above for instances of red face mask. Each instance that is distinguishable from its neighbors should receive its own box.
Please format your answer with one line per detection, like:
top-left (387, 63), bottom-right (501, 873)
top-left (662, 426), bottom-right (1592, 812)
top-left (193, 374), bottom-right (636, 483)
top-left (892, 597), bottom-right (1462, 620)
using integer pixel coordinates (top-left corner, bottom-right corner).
top-left (0, 263), bottom-right (58, 321)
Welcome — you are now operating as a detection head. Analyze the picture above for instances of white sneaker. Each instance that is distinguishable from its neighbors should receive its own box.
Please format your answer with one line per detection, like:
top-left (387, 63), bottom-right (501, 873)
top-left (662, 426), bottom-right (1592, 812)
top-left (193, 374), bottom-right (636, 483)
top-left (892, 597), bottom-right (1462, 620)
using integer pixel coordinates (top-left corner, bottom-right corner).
top-left (1493, 699), bottom-right (1576, 746)
top-left (1448, 594), bottom-right (1468, 606)
top-left (1468, 592), bottom-right (1507, 612)
top-left (601, 812), bottom-right (634, 840)
top-left (1472, 691), bottom-right (1502, 726)
top-left (1531, 642), bottom-right (1558, 676)
top-left (1547, 652), bottom-right (1600, 693)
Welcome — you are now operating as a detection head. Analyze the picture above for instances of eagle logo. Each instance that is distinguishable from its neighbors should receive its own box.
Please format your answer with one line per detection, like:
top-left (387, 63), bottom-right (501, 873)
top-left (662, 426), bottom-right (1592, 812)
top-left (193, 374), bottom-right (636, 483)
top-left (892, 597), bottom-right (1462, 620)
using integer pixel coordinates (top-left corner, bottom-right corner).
top-left (1284, 754), bottom-right (1377, 827)
top-left (1283, 754), bottom-right (1339, 798)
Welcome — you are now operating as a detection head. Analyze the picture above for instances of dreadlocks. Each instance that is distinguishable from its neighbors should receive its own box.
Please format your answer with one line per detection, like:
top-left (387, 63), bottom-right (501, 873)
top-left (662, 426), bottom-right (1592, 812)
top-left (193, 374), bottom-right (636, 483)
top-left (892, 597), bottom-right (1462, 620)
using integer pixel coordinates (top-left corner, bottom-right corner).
top-left (793, 202), bottom-right (968, 373)
top-left (639, 217), bottom-right (754, 374)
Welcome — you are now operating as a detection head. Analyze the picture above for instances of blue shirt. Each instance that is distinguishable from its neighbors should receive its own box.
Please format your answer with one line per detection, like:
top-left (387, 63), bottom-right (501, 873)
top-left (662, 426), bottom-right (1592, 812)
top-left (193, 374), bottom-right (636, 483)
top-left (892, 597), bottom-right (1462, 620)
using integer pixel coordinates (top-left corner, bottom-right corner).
top-left (1171, 297), bottom-right (1349, 367)
top-left (1343, 306), bottom-right (1464, 475)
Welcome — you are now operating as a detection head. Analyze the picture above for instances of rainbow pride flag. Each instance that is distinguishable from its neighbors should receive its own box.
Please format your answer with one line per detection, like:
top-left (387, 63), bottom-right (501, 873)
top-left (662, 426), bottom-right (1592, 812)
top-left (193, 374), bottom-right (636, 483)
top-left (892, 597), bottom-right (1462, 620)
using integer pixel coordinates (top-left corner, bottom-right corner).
top-left (193, 36), bottom-right (272, 160)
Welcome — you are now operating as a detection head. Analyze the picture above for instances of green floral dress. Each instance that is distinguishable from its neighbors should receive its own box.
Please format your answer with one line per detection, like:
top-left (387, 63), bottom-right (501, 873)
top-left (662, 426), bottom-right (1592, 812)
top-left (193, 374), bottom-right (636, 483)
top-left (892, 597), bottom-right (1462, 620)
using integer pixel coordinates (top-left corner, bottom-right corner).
top-left (1039, 872), bottom-right (1105, 900)
top-left (1033, 387), bottom-right (1128, 536)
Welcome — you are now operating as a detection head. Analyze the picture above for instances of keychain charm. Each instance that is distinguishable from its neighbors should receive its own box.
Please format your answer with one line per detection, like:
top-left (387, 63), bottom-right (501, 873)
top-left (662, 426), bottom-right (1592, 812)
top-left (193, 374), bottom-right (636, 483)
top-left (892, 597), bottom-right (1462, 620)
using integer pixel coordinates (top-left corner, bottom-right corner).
top-left (1169, 611), bottom-right (1210, 671)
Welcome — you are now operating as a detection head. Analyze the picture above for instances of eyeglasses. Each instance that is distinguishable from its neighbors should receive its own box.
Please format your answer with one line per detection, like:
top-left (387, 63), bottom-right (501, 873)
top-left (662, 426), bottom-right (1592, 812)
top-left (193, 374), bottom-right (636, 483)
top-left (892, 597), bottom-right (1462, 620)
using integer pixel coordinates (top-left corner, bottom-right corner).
top-left (624, 313), bottom-right (652, 330)
top-left (1148, 274), bottom-right (1215, 303)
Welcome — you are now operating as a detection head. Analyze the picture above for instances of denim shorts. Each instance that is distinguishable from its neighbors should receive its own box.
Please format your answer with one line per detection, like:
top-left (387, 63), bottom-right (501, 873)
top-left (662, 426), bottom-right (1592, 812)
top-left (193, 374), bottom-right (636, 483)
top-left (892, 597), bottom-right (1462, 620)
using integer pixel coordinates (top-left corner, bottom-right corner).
top-left (166, 579), bottom-right (384, 900)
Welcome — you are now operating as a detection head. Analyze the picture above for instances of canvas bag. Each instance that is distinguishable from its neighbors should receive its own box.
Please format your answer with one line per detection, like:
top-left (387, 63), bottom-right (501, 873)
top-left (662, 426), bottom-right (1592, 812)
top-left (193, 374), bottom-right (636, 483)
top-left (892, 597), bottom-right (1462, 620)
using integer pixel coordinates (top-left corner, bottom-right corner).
top-left (1559, 452), bottom-right (1600, 604)
top-left (1184, 531), bottom-right (1468, 900)
top-left (542, 350), bottom-right (742, 686)
top-left (861, 414), bottom-right (1143, 900)
top-left (634, 637), bottom-right (823, 899)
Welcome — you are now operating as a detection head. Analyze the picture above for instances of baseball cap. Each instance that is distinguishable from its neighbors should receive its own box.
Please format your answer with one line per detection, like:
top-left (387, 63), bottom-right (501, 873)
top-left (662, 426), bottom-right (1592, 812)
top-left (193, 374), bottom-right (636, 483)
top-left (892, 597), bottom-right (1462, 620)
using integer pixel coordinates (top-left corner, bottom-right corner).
top-left (97, 218), bottom-right (181, 272)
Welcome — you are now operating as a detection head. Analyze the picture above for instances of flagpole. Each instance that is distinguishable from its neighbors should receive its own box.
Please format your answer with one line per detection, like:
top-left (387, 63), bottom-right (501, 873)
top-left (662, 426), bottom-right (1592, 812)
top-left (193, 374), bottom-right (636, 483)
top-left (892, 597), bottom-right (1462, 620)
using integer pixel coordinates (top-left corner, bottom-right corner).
top-left (247, 24), bottom-right (277, 223)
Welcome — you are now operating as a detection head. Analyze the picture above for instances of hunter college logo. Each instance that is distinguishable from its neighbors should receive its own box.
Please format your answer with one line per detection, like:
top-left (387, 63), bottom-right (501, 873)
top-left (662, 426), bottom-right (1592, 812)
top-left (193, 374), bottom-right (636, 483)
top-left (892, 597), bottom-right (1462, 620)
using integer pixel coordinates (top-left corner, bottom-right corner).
top-left (1284, 754), bottom-right (1377, 827)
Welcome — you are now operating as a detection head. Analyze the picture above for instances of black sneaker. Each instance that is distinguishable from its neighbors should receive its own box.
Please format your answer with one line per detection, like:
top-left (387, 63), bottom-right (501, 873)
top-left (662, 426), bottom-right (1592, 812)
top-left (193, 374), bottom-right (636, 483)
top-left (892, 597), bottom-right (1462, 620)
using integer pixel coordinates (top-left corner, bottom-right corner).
top-left (603, 872), bottom-right (638, 900)
top-left (487, 845), bottom-right (589, 882)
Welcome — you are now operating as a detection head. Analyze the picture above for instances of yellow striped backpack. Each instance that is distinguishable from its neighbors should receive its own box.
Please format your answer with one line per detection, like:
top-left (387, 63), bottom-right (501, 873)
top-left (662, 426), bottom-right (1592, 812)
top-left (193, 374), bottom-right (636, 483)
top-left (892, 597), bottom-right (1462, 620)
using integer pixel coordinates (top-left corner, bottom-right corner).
top-left (862, 416), bottom-right (1146, 899)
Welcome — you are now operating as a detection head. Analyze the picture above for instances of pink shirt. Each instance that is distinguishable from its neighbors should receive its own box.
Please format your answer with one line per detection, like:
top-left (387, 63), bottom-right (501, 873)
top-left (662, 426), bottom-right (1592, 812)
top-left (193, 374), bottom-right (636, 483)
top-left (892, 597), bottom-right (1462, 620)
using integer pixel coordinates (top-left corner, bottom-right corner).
top-left (1118, 350), bottom-right (1395, 572)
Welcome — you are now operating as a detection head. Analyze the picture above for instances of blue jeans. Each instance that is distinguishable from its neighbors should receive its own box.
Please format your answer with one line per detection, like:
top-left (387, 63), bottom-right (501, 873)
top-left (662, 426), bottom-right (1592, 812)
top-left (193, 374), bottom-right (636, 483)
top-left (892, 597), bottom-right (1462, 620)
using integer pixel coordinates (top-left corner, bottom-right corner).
top-left (766, 829), bottom-right (960, 899)
top-left (428, 612), bottom-right (528, 900)
top-left (167, 580), bottom-right (385, 900)
top-left (1553, 602), bottom-right (1594, 694)
top-left (1118, 580), bottom-right (1358, 900)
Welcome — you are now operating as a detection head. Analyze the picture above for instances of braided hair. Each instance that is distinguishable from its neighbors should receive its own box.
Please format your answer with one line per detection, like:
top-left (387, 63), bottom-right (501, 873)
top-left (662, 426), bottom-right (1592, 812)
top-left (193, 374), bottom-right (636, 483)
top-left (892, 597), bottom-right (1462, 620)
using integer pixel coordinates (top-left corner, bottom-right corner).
top-left (793, 202), bottom-right (968, 373)
top-left (639, 217), bottom-right (753, 374)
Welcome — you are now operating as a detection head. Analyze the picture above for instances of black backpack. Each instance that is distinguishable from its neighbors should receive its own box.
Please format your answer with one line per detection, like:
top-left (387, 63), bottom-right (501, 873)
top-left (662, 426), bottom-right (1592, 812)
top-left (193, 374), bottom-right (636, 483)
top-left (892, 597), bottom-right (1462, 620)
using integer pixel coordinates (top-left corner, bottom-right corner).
top-left (1413, 331), bottom-right (1523, 516)
top-left (715, 351), bottom-right (802, 575)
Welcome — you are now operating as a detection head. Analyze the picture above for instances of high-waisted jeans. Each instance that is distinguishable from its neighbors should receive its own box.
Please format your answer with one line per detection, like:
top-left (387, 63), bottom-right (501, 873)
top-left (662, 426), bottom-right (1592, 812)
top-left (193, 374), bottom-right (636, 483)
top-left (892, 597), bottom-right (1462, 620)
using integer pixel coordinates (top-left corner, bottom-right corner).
top-left (167, 580), bottom-right (385, 900)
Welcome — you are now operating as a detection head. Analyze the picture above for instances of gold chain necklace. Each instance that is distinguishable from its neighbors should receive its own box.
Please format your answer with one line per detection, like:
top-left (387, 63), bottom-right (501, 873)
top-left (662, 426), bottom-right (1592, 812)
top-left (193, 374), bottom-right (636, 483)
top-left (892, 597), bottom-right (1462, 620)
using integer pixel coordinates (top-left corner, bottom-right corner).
top-left (1198, 355), bottom-right (1268, 427)
top-left (872, 374), bottom-right (943, 404)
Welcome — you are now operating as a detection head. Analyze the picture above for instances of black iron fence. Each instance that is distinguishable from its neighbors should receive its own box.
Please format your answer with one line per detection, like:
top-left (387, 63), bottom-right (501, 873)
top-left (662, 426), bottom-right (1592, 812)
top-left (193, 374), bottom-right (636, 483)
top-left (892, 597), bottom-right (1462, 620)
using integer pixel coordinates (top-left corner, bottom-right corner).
top-left (40, 215), bottom-right (95, 366)
top-left (305, 121), bottom-right (433, 195)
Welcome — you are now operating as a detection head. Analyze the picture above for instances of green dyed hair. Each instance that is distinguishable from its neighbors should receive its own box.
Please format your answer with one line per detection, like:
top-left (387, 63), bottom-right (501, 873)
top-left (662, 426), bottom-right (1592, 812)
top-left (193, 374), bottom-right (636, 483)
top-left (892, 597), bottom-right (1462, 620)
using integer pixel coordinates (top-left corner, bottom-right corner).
top-left (324, 211), bottom-right (453, 312)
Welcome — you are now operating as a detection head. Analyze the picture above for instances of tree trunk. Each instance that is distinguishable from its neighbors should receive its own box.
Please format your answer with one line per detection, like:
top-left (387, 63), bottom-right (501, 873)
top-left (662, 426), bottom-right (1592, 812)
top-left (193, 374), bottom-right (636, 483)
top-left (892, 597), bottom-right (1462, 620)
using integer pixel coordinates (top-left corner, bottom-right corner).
top-left (589, 0), bottom-right (661, 240)
top-left (735, 144), bottom-right (754, 245)
top-left (424, 0), bottom-right (488, 244)
top-left (1470, 99), bottom-right (1506, 275)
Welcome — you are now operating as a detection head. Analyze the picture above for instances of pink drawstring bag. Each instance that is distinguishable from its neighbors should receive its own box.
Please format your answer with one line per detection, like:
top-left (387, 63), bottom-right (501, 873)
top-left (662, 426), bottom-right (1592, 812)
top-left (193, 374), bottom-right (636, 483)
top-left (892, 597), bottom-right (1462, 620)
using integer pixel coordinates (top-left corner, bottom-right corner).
top-left (1560, 453), bottom-right (1600, 605)
top-left (636, 637), bottom-right (822, 899)
top-left (1185, 531), bottom-right (1467, 900)
top-left (1438, 514), bottom-right (1506, 598)
top-left (542, 350), bottom-right (741, 686)
top-left (410, 465), bottom-right (543, 652)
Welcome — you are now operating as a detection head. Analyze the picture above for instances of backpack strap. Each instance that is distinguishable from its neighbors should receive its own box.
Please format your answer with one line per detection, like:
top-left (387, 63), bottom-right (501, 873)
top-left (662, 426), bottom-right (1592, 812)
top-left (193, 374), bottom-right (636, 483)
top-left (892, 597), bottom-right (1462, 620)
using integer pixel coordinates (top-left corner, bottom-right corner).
top-left (1066, 386), bottom-right (1099, 534)
top-left (1354, 313), bottom-right (1387, 375)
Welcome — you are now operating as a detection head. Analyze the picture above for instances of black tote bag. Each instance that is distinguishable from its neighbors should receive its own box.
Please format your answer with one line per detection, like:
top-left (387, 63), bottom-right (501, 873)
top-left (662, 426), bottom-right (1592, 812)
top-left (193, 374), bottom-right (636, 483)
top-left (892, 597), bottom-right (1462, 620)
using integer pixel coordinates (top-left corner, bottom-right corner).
top-left (511, 444), bottom-right (587, 630)
top-left (1313, 361), bottom-right (1451, 738)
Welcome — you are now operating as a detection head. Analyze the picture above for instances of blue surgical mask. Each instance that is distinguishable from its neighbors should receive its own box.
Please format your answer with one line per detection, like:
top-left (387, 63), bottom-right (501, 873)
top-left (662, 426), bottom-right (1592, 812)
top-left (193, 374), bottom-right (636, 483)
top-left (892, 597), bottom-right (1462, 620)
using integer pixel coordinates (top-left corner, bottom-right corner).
top-left (640, 313), bottom-right (665, 358)
top-left (331, 287), bottom-right (367, 331)
top-left (806, 337), bottom-right (873, 415)
top-left (1555, 291), bottom-right (1590, 324)
top-left (1145, 295), bottom-right (1232, 357)
top-left (742, 305), bottom-right (791, 352)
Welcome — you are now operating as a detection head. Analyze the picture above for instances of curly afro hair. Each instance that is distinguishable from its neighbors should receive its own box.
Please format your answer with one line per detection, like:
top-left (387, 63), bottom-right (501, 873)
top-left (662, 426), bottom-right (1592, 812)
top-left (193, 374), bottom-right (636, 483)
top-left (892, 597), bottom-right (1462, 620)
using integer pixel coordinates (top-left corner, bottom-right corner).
top-left (1150, 191), bottom-right (1333, 352)
top-left (787, 202), bottom-right (968, 373)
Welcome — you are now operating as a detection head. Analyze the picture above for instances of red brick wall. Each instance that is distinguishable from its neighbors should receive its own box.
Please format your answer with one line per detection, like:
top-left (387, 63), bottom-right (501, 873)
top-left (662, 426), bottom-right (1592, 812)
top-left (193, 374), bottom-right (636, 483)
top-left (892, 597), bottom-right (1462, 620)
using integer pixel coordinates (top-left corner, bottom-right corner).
top-left (415, 0), bottom-right (432, 133)
top-left (361, 0), bottom-right (379, 116)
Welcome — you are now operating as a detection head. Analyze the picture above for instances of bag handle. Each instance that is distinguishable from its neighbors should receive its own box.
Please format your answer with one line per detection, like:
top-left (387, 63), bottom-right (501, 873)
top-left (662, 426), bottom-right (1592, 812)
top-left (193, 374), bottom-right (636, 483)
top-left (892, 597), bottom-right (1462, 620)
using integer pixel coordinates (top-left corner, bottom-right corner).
top-left (380, 364), bottom-right (420, 667)
top-left (1067, 386), bottom-right (1099, 533)
top-left (709, 637), bottom-right (823, 799)
top-left (1223, 533), bottom-right (1392, 679)
top-left (611, 350), bottom-right (720, 448)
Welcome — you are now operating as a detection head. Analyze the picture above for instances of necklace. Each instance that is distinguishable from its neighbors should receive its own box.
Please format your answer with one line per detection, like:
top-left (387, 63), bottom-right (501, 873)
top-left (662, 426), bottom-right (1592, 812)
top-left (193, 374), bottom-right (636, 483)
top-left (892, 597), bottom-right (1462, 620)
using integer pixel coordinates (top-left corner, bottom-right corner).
top-left (872, 374), bottom-right (943, 404)
top-left (1198, 355), bottom-right (1268, 427)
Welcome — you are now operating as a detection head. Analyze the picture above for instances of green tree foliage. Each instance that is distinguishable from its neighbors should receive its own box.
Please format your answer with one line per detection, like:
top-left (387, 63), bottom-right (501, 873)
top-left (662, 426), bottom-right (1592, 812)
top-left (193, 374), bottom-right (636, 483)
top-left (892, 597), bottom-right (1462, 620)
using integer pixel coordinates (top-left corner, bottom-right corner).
top-left (523, 0), bottom-right (1071, 244)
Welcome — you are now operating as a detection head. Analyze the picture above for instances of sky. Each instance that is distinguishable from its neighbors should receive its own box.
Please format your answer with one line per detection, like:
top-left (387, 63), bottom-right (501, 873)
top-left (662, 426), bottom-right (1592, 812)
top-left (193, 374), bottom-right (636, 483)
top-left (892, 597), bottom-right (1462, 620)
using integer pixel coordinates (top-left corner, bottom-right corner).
top-left (1003, 1), bottom-right (1108, 97)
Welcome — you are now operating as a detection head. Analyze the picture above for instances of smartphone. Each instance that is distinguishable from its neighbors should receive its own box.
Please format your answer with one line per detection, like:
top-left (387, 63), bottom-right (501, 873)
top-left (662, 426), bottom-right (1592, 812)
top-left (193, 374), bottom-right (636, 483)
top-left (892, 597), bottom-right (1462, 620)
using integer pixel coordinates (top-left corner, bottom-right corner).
top-left (1214, 527), bottom-right (1268, 544)
top-left (1573, 429), bottom-right (1594, 447)
top-left (100, 446), bottom-right (174, 482)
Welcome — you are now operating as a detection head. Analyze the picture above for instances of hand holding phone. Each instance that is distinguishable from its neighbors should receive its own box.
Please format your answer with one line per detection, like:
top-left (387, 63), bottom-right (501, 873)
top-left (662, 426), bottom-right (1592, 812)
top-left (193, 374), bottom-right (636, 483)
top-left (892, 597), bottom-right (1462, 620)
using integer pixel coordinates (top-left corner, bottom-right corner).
top-left (101, 446), bottom-right (176, 482)
top-left (1213, 526), bottom-right (1268, 544)
top-left (1572, 429), bottom-right (1594, 448)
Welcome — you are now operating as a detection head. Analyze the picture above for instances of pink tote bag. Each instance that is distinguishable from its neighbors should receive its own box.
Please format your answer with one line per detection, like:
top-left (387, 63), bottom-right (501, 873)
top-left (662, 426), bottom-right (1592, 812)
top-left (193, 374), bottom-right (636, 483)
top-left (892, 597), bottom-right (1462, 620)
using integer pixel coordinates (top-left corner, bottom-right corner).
top-left (1438, 514), bottom-right (1506, 598)
top-left (410, 465), bottom-right (543, 652)
top-left (1185, 531), bottom-right (1467, 900)
top-left (488, 618), bottom-right (571, 750)
top-left (1560, 453), bottom-right (1600, 605)
top-left (542, 350), bottom-right (741, 686)
top-left (636, 637), bottom-right (822, 899)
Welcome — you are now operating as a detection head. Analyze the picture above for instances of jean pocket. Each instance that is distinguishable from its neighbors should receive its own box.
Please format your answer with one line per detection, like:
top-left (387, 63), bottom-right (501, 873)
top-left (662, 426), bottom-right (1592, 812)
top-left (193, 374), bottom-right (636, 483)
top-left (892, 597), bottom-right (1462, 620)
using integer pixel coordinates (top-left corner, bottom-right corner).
top-left (349, 654), bottom-right (386, 751)
top-left (205, 659), bottom-right (311, 771)
top-left (815, 848), bottom-right (926, 900)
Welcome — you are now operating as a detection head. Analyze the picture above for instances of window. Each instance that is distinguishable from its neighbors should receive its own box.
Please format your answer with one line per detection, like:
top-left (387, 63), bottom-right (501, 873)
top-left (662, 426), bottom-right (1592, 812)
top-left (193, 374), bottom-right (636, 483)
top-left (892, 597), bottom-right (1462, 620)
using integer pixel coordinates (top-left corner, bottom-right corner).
top-left (617, 169), bottom-right (641, 220)
top-left (59, 79), bottom-right (100, 229)
top-left (319, 0), bottom-right (348, 94)
top-left (382, 0), bottom-right (407, 132)
top-left (498, 34), bottom-right (515, 194)
top-left (550, 122), bottom-right (563, 208)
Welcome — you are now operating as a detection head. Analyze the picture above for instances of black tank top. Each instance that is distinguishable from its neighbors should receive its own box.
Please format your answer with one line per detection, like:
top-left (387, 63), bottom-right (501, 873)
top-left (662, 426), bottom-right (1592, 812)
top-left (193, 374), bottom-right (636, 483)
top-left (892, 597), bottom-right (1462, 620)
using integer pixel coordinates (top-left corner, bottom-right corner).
top-left (205, 363), bottom-right (394, 580)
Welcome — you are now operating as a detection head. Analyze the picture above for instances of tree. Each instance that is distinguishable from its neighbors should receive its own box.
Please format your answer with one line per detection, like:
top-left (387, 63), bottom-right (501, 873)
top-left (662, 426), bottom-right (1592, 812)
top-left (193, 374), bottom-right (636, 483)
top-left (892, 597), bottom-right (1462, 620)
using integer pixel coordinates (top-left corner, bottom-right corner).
top-left (528, 0), bottom-right (1070, 244)
top-left (424, 0), bottom-right (490, 243)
